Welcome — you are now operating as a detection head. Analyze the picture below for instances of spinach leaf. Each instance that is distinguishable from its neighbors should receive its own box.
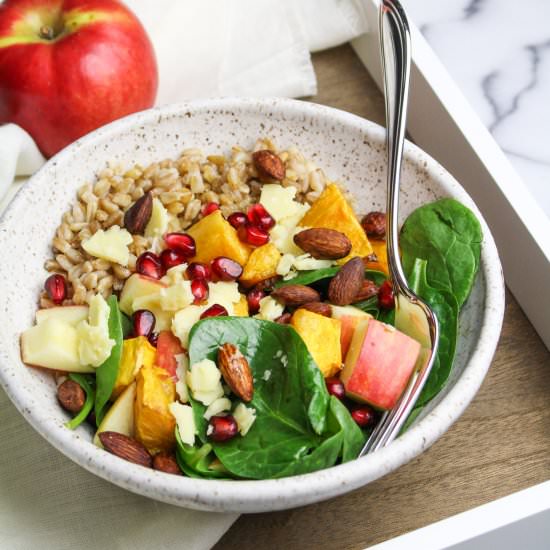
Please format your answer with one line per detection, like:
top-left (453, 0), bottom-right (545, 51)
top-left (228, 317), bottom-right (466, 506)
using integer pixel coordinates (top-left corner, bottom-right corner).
top-left (175, 430), bottom-right (232, 479)
top-left (407, 258), bottom-right (458, 406)
top-left (351, 296), bottom-right (379, 316)
top-left (401, 199), bottom-right (482, 308)
top-left (94, 296), bottom-right (123, 425)
top-left (276, 268), bottom-right (387, 288)
top-left (188, 318), bottom-right (366, 479)
top-left (120, 312), bottom-right (133, 339)
top-left (65, 374), bottom-right (95, 430)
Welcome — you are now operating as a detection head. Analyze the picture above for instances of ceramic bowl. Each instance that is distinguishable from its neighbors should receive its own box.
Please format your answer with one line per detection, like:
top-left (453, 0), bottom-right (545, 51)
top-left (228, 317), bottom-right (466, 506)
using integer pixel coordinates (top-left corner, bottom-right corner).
top-left (0, 98), bottom-right (504, 512)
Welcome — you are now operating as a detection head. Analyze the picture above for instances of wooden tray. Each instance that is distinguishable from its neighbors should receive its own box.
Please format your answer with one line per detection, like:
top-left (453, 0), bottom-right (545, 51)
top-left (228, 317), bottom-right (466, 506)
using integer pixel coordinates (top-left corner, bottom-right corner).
top-left (216, 44), bottom-right (550, 550)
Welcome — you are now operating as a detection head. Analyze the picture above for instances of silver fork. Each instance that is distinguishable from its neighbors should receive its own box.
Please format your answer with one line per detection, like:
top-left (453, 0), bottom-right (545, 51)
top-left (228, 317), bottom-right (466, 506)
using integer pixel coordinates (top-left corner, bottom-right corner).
top-left (359, 0), bottom-right (439, 456)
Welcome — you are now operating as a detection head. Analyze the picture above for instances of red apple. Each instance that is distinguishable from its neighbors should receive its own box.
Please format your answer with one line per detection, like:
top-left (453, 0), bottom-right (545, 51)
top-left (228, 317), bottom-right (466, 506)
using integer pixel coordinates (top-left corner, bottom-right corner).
top-left (155, 330), bottom-right (184, 380)
top-left (0, 0), bottom-right (158, 157)
top-left (331, 305), bottom-right (372, 359)
top-left (341, 318), bottom-right (421, 410)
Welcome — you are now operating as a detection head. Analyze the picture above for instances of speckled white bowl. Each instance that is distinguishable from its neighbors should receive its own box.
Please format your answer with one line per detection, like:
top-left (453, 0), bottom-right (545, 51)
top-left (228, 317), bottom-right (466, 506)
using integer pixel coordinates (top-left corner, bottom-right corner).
top-left (0, 98), bottom-right (504, 512)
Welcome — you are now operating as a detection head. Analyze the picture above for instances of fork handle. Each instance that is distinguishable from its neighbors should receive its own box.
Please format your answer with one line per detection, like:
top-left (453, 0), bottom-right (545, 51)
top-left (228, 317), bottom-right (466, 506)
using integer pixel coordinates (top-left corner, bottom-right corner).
top-left (358, 0), bottom-right (412, 457)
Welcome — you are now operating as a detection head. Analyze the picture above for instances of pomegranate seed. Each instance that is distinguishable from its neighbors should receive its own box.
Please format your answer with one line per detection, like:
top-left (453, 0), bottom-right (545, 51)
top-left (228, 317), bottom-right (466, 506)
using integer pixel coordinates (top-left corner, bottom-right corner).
top-left (247, 203), bottom-right (275, 230)
top-left (186, 262), bottom-right (211, 281)
top-left (325, 377), bottom-right (345, 401)
top-left (246, 288), bottom-right (265, 314)
top-left (378, 280), bottom-right (395, 310)
top-left (227, 211), bottom-right (248, 230)
top-left (238, 224), bottom-right (270, 247)
top-left (163, 233), bottom-right (196, 257)
top-left (44, 274), bottom-right (67, 304)
top-left (200, 304), bottom-right (228, 319)
top-left (191, 278), bottom-right (209, 304)
top-left (351, 405), bottom-right (376, 428)
top-left (211, 257), bottom-right (243, 281)
top-left (160, 248), bottom-right (187, 271)
top-left (207, 415), bottom-right (238, 442)
top-left (148, 332), bottom-right (159, 347)
top-left (136, 251), bottom-right (163, 279)
top-left (202, 202), bottom-right (220, 216)
top-left (132, 310), bottom-right (155, 337)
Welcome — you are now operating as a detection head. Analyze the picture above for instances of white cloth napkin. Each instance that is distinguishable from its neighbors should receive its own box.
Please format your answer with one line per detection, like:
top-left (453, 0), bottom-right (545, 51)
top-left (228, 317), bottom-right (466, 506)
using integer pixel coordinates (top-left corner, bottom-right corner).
top-left (0, 1), bottom-right (369, 548)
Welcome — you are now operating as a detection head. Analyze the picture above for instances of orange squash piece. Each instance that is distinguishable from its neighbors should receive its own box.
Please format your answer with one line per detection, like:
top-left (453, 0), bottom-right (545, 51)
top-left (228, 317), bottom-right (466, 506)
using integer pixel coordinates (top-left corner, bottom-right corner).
top-left (298, 184), bottom-right (373, 264)
top-left (365, 239), bottom-right (389, 275)
top-left (187, 210), bottom-right (250, 265)
top-left (291, 309), bottom-right (342, 378)
top-left (112, 336), bottom-right (156, 399)
top-left (239, 243), bottom-right (281, 288)
top-left (233, 294), bottom-right (249, 316)
top-left (134, 364), bottom-right (176, 454)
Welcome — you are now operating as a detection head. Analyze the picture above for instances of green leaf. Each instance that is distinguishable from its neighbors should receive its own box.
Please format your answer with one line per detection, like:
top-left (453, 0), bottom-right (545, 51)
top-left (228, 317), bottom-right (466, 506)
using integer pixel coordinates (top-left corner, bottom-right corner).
top-left (175, 429), bottom-right (232, 479)
top-left (94, 296), bottom-right (123, 425)
top-left (120, 312), bottom-right (133, 339)
top-left (187, 318), bottom-right (364, 479)
top-left (401, 199), bottom-right (482, 308)
top-left (407, 258), bottom-right (458, 406)
top-left (65, 374), bottom-right (95, 430)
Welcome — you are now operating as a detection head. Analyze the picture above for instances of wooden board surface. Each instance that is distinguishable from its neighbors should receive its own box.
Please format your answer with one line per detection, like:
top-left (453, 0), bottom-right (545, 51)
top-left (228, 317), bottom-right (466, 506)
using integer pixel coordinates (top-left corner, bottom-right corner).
top-left (216, 44), bottom-right (550, 550)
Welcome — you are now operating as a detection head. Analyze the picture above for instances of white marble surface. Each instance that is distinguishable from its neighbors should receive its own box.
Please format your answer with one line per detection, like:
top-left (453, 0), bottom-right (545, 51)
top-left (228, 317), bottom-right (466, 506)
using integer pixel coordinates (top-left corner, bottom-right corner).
top-left (404, 0), bottom-right (550, 217)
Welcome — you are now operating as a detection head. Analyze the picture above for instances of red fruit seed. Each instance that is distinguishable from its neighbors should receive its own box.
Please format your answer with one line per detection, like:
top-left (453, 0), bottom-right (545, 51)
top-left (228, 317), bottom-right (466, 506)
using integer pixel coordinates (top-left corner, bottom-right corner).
top-left (246, 288), bottom-right (265, 315)
top-left (44, 274), bottom-right (67, 304)
top-left (247, 203), bottom-right (275, 230)
top-left (191, 278), bottom-right (209, 304)
top-left (160, 248), bottom-right (187, 271)
top-left (238, 223), bottom-right (270, 247)
top-left (136, 251), bottom-right (163, 280)
top-left (163, 233), bottom-right (196, 257)
top-left (200, 304), bottom-right (228, 319)
top-left (132, 309), bottom-right (156, 338)
top-left (227, 211), bottom-right (248, 230)
top-left (207, 415), bottom-right (238, 442)
top-left (186, 262), bottom-right (212, 281)
top-left (202, 202), bottom-right (220, 216)
top-left (351, 406), bottom-right (376, 428)
top-left (378, 280), bottom-right (395, 310)
top-left (325, 377), bottom-right (345, 401)
top-left (210, 257), bottom-right (243, 281)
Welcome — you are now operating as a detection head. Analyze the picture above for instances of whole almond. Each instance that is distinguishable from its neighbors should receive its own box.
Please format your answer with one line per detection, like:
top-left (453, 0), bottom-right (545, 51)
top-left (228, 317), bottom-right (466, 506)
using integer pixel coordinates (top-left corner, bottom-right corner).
top-left (299, 301), bottom-right (332, 317)
top-left (294, 228), bottom-right (352, 260)
top-left (99, 431), bottom-right (153, 468)
top-left (57, 379), bottom-right (85, 413)
top-left (218, 343), bottom-right (254, 402)
top-left (361, 211), bottom-right (386, 239)
top-left (328, 257), bottom-right (365, 306)
top-left (352, 279), bottom-right (379, 302)
top-left (124, 191), bottom-right (153, 235)
top-left (153, 453), bottom-right (181, 475)
top-left (271, 284), bottom-right (320, 306)
top-left (252, 150), bottom-right (285, 181)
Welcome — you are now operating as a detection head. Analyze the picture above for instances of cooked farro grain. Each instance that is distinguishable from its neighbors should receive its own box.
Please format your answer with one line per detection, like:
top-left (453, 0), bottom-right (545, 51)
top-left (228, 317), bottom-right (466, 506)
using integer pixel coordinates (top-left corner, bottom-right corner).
top-left (43, 138), bottom-right (330, 306)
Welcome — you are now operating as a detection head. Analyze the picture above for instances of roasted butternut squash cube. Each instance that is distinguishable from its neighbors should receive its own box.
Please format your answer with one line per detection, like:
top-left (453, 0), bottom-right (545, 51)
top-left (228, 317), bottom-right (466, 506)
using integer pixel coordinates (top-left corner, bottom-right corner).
top-left (239, 243), bottom-right (281, 288)
top-left (364, 239), bottom-right (389, 275)
top-left (234, 294), bottom-right (249, 316)
top-left (291, 309), bottom-right (342, 378)
top-left (298, 184), bottom-right (373, 263)
top-left (134, 364), bottom-right (176, 454)
top-left (112, 336), bottom-right (156, 398)
top-left (187, 210), bottom-right (250, 265)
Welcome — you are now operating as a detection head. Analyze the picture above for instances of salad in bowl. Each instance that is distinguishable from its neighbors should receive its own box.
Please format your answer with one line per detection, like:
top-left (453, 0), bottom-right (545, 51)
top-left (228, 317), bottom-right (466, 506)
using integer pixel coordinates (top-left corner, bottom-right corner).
top-left (20, 136), bottom-right (483, 480)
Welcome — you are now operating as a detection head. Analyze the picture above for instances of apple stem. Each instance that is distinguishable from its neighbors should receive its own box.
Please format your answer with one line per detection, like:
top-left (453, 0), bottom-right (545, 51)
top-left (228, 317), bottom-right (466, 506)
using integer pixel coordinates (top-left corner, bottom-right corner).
top-left (39, 25), bottom-right (55, 40)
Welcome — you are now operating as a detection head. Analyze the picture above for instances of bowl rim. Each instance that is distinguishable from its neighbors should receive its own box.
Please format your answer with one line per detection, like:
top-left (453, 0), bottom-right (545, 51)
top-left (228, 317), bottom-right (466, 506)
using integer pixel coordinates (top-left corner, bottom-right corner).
top-left (0, 97), bottom-right (505, 512)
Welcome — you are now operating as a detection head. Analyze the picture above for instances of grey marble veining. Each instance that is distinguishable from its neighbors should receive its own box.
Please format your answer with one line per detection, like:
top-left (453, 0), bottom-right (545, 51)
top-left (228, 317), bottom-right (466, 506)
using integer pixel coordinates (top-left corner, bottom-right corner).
top-left (404, 0), bottom-right (550, 217)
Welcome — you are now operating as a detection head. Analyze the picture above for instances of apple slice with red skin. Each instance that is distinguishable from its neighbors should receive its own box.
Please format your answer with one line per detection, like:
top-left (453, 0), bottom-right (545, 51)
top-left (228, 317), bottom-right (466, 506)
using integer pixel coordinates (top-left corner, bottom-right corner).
top-left (155, 331), bottom-right (184, 380)
top-left (331, 305), bottom-right (372, 358)
top-left (341, 318), bottom-right (421, 410)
